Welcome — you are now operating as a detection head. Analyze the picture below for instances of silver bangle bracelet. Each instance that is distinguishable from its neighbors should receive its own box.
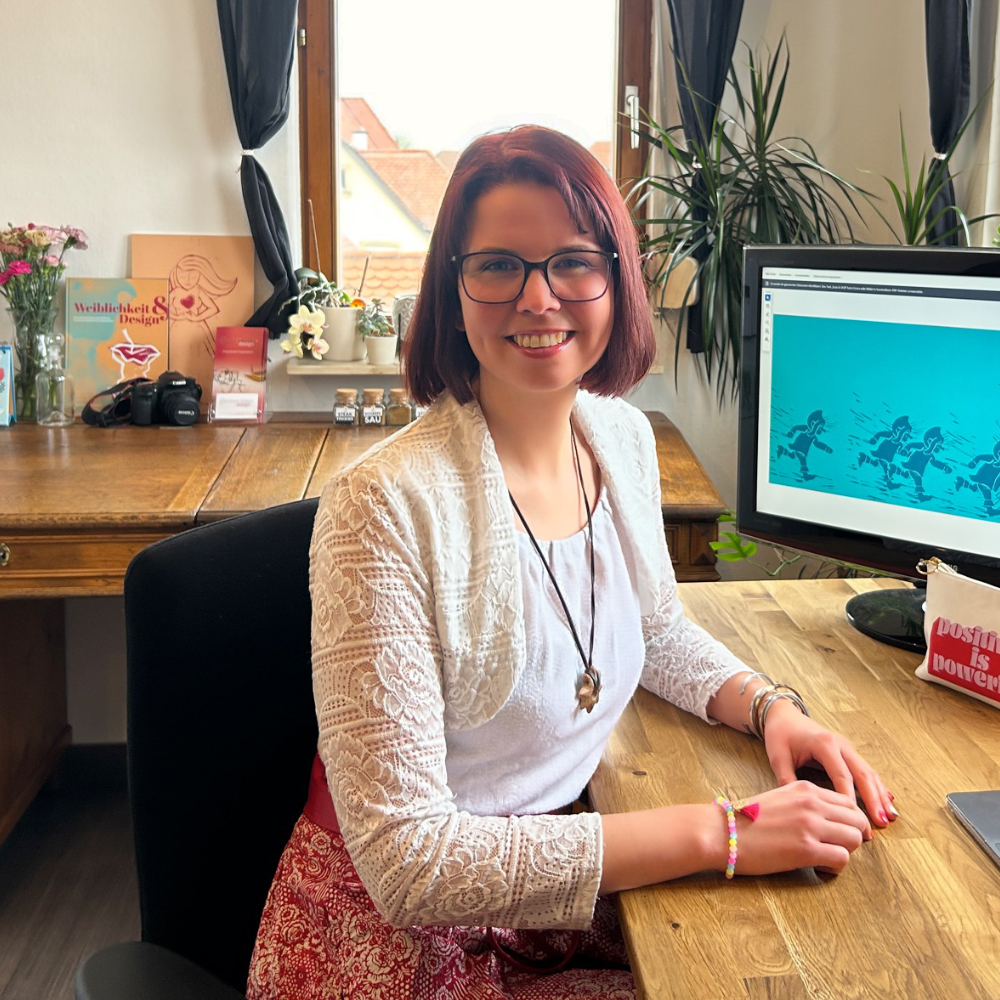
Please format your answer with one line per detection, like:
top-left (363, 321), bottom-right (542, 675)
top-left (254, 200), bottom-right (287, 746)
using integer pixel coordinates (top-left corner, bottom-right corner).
top-left (758, 689), bottom-right (810, 740)
top-left (746, 682), bottom-right (810, 740)
top-left (738, 670), bottom-right (775, 697)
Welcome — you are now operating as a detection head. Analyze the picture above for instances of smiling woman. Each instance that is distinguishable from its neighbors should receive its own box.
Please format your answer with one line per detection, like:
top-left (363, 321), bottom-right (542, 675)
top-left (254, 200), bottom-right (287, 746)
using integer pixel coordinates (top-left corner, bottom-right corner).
top-left (405, 127), bottom-right (654, 406)
top-left (452, 183), bottom-right (616, 404)
top-left (247, 125), bottom-right (894, 1000)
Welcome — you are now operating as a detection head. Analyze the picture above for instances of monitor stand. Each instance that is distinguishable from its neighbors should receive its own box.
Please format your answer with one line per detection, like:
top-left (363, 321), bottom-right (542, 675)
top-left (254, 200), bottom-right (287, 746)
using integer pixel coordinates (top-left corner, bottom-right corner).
top-left (845, 587), bottom-right (927, 653)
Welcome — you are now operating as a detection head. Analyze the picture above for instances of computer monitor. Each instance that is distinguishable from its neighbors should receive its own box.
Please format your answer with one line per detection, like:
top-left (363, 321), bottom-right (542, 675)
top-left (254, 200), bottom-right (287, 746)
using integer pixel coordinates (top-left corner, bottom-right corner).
top-left (738, 244), bottom-right (1000, 652)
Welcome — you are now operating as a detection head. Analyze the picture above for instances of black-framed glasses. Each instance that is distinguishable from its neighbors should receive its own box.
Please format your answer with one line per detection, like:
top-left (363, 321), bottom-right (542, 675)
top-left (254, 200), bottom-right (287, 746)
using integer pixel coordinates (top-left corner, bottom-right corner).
top-left (451, 250), bottom-right (617, 304)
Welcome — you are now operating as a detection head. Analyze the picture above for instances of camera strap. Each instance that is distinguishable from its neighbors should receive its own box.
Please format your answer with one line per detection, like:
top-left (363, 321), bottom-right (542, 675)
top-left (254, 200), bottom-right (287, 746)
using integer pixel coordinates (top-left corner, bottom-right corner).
top-left (82, 377), bottom-right (152, 427)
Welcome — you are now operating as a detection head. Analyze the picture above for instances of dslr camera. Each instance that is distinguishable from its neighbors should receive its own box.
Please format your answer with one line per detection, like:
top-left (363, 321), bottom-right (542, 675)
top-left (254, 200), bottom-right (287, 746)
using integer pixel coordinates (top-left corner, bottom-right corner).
top-left (130, 371), bottom-right (203, 426)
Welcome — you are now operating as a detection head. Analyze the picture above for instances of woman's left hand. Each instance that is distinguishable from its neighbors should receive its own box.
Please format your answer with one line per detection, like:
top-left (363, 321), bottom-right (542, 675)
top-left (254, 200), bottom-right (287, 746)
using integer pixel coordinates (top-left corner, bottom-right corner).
top-left (762, 698), bottom-right (897, 829)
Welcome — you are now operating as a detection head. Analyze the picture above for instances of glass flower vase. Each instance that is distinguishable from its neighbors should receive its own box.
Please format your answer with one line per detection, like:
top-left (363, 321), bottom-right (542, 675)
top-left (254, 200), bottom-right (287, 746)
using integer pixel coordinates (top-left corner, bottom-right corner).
top-left (35, 324), bottom-right (75, 426)
top-left (36, 366), bottom-right (75, 427)
top-left (8, 303), bottom-right (58, 423)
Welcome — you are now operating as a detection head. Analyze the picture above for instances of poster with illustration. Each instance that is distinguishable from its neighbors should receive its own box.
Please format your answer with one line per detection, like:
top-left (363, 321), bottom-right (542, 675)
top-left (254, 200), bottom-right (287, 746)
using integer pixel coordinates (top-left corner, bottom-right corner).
top-left (130, 234), bottom-right (255, 411)
top-left (65, 278), bottom-right (170, 410)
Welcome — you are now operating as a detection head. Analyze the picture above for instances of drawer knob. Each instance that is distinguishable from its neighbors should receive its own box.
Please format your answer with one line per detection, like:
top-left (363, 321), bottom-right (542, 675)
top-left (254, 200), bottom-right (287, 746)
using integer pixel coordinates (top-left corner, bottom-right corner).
top-left (0, 543), bottom-right (9, 568)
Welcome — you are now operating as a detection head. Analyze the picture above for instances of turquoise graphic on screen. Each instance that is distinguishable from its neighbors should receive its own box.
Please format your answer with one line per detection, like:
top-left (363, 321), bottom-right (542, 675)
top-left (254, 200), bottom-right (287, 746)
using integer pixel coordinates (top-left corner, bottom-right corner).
top-left (769, 315), bottom-right (1000, 520)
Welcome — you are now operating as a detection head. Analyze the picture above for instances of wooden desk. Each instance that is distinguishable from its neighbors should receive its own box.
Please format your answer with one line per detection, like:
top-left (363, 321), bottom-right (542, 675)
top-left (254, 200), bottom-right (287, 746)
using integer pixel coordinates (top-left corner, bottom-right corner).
top-left (0, 413), bottom-right (723, 846)
top-left (588, 578), bottom-right (1000, 1000)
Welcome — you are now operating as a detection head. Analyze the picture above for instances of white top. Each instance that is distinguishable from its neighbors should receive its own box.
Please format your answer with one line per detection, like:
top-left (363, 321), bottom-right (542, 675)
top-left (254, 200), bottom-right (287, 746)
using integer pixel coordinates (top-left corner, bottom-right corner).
top-left (446, 490), bottom-right (646, 816)
top-left (310, 391), bottom-right (750, 931)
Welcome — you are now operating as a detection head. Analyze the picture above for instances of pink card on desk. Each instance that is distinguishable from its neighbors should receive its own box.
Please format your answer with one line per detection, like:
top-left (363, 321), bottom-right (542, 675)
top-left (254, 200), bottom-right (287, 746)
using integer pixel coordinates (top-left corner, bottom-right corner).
top-left (210, 326), bottom-right (268, 422)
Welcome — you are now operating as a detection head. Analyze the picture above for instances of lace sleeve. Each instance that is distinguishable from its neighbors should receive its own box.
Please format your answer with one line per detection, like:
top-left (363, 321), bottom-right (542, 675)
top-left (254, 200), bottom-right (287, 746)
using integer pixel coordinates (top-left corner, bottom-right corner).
top-left (310, 473), bottom-right (603, 930)
top-left (639, 560), bottom-right (751, 721)
top-left (636, 454), bottom-right (750, 722)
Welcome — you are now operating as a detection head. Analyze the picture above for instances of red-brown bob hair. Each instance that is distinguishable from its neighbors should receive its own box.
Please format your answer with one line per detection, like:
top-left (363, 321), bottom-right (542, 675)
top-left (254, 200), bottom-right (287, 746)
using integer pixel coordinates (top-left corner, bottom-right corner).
top-left (403, 125), bottom-right (655, 405)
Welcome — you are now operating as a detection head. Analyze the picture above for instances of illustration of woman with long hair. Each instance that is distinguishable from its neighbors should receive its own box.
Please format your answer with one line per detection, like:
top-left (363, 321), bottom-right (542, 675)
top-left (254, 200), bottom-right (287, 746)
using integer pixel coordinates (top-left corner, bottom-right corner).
top-left (168, 254), bottom-right (238, 373)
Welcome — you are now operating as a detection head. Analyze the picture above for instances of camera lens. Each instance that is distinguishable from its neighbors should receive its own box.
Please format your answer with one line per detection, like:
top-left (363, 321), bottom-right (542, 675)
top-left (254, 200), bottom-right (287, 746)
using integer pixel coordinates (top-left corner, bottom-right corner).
top-left (161, 392), bottom-right (199, 426)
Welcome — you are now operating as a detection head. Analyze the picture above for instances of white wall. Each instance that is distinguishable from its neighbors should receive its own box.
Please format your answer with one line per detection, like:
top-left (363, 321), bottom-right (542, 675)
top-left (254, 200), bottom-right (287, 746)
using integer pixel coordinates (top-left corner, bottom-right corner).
top-left (5, 2), bottom-right (995, 741)
top-left (3, 2), bottom-right (301, 742)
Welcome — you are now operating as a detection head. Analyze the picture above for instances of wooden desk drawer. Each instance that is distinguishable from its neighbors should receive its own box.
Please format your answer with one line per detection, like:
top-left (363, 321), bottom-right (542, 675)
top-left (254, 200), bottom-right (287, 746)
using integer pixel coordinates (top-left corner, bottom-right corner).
top-left (0, 531), bottom-right (172, 598)
top-left (663, 518), bottom-right (720, 583)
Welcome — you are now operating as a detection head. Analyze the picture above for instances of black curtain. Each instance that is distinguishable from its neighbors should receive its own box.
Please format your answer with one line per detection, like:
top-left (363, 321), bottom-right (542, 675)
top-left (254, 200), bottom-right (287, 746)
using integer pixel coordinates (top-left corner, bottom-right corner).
top-left (663, 0), bottom-right (744, 352)
top-left (924, 0), bottom-right (971, 245)
top-left (216, 0), bottom-right (299, 337)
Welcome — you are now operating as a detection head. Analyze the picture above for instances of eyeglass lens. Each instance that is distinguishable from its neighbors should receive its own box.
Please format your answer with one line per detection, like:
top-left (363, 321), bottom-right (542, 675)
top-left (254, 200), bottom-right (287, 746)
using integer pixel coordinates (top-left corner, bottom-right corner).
top-left (460, 252), bottom-right (611, 303)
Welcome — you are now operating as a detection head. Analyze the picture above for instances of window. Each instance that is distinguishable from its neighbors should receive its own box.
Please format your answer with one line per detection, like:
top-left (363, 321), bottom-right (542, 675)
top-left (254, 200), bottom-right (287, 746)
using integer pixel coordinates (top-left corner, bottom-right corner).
top-left (296, 0), bottom-right (651, 304)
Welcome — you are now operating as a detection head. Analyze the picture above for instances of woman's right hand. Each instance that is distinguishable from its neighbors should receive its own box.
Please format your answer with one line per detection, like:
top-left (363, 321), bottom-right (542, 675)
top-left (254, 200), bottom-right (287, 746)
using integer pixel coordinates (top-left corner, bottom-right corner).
top-left (601, 782), bottom-right (873, 893)
top-left (726, 780), bottom-right (871, 876)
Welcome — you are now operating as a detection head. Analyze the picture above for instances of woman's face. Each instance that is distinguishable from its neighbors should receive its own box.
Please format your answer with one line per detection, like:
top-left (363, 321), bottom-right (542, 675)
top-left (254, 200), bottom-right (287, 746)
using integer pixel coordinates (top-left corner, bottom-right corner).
top-left (457, 182), bottom-right (613, 402)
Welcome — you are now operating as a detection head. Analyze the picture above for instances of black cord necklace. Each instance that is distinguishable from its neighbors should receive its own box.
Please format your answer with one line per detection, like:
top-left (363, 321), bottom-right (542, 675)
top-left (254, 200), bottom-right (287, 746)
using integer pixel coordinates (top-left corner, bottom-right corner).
top-left (508, 422), bottom-right (600, 713)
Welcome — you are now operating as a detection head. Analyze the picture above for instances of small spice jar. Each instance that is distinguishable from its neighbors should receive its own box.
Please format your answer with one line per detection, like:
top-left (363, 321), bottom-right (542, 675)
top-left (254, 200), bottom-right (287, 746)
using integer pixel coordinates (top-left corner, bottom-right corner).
top-left (385, 387), bottom-right (412, 426)
top-left (333, 388), bottom-right (360, 426)
top-left (361, 388), bottom-right (386, 426)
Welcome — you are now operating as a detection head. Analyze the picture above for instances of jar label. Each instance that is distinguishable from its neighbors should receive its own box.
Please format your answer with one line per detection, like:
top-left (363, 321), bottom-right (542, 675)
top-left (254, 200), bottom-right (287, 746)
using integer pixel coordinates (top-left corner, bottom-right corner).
top-left (362, 406), bottom-right (384, 425)
top-left (333, 405), bottom-right (357, 424)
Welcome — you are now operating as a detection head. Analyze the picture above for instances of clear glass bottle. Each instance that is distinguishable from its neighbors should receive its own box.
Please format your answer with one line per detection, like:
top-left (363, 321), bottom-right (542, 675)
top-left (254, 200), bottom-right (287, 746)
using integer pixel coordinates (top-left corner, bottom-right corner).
top-left (332, 387), bottom-right (360, 426)
top-left (35, 327), bottom-right (75, 427)
top-left (361, 388), bottom-right (386, 426)
top-left (385, 387), bottom-right (412, 426)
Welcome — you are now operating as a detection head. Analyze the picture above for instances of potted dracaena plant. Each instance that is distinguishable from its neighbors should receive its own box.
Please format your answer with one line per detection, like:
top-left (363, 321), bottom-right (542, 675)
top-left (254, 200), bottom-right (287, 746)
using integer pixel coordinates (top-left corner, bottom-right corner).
top-left (629, 37), bottom-right (871, 405)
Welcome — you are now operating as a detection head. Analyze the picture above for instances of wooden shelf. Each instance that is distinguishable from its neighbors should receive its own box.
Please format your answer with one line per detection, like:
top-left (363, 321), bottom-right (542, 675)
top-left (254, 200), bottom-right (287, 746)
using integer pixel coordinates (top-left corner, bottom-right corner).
top-left (287, 358), bottom-right (401, 376)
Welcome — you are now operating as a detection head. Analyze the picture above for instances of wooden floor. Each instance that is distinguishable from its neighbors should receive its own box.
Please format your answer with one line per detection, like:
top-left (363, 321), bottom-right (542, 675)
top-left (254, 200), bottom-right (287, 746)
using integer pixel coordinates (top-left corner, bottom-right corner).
top-left (0, 746), bottom-right (139, 1000)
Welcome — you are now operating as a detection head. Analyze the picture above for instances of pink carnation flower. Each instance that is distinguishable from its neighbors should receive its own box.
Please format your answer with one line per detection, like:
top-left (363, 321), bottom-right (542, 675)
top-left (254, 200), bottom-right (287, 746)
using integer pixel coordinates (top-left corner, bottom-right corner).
top-left (63, 227), bottom-right (89, 250)
top-left (43, 254), bottom-right (60, 267)
top-left (7, 260), bottom-right (31, 277)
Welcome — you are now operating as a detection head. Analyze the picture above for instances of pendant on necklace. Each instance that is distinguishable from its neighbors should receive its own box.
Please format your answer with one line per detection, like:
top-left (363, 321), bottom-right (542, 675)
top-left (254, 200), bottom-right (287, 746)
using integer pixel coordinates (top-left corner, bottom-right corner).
top-left (576, 670), bottom-right (600, 713)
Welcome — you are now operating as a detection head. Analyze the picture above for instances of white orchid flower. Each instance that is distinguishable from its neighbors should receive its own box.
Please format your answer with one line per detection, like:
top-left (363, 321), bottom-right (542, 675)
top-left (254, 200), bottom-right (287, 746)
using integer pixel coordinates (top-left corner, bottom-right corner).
top-left (288, 304), bottom-right (326, 337)
top-left (280, 332), bottom-right (304, 358)
top-left (281, 305), bottom-right (326, 358)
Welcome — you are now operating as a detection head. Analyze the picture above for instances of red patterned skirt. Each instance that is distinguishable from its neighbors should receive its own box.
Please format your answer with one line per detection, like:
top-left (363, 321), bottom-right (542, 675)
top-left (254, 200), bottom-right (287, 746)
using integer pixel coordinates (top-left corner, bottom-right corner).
top-left (247, 815), bottom-right (635, 999)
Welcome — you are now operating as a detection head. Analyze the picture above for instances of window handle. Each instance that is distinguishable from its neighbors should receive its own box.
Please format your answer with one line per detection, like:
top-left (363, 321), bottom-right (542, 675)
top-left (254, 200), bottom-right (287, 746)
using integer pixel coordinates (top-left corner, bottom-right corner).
top-left (625, 85), bottom-right (640, 150)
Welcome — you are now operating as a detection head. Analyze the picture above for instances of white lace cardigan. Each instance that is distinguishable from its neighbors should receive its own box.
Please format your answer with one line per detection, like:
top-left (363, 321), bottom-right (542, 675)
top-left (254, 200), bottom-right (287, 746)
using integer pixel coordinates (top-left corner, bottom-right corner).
top-left (310, 390), bottom-right (749, 930)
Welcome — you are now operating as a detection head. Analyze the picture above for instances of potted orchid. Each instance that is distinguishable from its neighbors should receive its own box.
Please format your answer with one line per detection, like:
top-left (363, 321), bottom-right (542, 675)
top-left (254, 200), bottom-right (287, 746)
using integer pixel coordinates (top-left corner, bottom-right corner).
top-left (281, 266), bottom-right (364, 362)
top-left (0, 222), bottom-right (88, 420)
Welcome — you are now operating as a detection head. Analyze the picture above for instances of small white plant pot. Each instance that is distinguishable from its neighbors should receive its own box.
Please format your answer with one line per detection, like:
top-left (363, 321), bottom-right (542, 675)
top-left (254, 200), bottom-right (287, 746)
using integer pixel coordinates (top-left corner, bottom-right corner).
top-left (364, 334), bottom-right (398, 366)
top-left (320, 306), bottom-right (364, 361)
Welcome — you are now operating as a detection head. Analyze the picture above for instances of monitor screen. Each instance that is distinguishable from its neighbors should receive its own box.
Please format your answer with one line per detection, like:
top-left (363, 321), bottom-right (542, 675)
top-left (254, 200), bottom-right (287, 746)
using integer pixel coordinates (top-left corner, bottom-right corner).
top-left (738, 244), bottom-right (1000, 649)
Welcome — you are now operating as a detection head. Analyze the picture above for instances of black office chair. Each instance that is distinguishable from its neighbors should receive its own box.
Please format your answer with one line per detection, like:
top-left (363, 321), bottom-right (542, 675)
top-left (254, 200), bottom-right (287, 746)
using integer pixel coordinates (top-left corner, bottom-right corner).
top-left (75, 498), bottom-right (321, 999)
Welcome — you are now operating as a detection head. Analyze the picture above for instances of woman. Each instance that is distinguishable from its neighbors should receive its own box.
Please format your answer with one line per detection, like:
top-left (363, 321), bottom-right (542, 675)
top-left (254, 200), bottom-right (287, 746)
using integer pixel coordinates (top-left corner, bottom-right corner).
top-left (248, 126), bottom-right (895, 999)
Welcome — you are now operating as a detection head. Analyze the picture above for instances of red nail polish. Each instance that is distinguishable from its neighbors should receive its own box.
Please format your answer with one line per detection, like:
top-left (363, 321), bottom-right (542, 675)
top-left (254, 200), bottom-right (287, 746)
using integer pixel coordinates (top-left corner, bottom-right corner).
top-left (878, 809), bottom-right (888, 823)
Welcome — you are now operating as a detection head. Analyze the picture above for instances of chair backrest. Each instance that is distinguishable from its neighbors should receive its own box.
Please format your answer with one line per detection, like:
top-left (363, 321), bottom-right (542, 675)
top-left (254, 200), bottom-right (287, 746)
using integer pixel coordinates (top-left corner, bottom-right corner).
top-left (124, 498), bottom-right (320, 992)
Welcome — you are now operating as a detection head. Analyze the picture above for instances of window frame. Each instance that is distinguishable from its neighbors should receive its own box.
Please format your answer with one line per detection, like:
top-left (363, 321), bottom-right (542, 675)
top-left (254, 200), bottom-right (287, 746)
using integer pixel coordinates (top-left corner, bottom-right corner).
top-left (296, 0), bottom-right (652, 276)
